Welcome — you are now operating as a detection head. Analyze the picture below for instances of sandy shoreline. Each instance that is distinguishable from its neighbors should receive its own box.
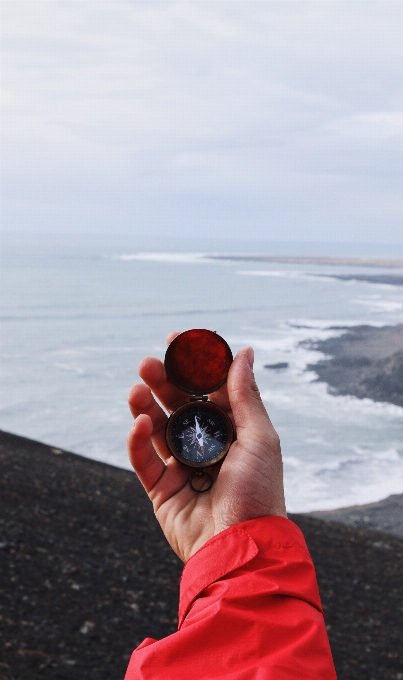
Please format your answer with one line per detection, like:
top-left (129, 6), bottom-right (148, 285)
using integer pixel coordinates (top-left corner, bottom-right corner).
top-left (1, 430), bottom-right (403, 680)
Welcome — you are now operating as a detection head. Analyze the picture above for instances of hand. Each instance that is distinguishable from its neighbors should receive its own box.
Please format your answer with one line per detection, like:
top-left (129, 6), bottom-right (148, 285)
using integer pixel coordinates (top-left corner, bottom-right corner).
top-left (127, 332), bottom-right (287, 563)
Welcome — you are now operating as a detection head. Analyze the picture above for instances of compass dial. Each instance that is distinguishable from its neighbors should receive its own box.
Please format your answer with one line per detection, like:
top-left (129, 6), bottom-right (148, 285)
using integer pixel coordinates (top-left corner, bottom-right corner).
top-left (166, 402), bottom-right (233, 468)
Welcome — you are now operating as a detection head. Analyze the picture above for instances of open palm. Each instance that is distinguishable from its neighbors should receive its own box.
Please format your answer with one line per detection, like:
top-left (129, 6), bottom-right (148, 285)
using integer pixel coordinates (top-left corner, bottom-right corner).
top-left (127, 333), bottom-right (287, 563)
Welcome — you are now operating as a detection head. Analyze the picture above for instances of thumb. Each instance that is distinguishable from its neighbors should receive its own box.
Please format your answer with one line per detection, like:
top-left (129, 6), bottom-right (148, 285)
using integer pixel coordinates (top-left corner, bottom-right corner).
top-left (228, 347), bottom-right (274, 437)
top-left (226, 347), bottom-right (286, 521)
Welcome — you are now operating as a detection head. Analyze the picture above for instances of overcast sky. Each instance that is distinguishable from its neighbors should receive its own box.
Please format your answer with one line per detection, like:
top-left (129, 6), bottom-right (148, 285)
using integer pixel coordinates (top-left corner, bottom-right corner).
top-left (2, 1), bottom-right (403, 243)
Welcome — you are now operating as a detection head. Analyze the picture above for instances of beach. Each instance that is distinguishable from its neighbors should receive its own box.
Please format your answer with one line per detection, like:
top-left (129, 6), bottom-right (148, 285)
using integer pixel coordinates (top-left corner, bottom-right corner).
top-left (1, 429), bottom-right (403, 680)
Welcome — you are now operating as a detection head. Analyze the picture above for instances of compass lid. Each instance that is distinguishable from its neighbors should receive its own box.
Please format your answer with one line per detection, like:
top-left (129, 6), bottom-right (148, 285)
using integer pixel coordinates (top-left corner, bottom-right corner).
top-left (164, 329), bottom-right (233, 395)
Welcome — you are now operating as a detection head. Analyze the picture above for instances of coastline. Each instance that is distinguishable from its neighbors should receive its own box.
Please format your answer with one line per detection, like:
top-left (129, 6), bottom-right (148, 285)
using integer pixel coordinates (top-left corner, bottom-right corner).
top-left (1, 430), bottom-right (402, 680)
top-left (205, 254), bottom-right (403, 268)
top-left (304, 322), bottom-right (403, 408)
top-left (299, 321), bottom-right (403, 534)
top-left (309, 494), bottom-right (403, 537)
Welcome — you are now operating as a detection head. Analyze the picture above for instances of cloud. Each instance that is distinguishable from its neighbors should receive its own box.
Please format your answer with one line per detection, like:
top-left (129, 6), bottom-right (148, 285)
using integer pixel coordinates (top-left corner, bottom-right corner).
top-left (325, 113), bottom-right (403, 141)
top-left (1, 1), bottom-right (403, 242)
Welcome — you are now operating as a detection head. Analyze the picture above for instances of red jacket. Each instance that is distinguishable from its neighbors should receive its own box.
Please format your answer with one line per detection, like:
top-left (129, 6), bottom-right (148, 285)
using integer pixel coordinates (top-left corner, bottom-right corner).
top-left (124, 516), bottom-right (337, 679)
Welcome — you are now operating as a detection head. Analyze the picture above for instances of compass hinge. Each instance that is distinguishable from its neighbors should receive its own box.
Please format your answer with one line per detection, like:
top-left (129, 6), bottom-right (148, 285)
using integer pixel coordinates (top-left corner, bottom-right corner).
top-left (189, 395), bottom-right (208, 402)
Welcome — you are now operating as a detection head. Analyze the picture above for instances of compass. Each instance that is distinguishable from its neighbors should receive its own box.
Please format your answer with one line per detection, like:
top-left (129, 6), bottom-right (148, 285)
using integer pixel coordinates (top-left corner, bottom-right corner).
top-left (164, 329), bottom-right (234, 490)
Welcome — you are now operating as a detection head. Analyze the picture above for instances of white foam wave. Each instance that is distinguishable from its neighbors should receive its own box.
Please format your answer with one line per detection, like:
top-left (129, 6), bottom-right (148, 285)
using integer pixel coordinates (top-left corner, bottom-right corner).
top-left (231, 318), bottom-right (400, 378)
top-left (113, 252), bottom-right (213, 264)
top-left (283, 456), bottom-right (302, 467)
top-left (353, 296), bottom-right (403, 313)
top-left (261, 381), bottom-right (403, 421)
top-left (305, 436), bottom-right (332, 447)
top-left (284, 448), bottom-right (403, 512)
top-left (230, 323), bottom-right (347, 377)
top-left (287, 317), bottom-right (387, 329)
top-left (230, 319), bottom-right (403, 512)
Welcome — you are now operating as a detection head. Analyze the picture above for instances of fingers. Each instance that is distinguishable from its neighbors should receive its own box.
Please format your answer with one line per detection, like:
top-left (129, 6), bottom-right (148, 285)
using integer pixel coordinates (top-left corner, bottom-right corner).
top-left (166, 330), bottom-right (181, 345)
top-left (224, 347), bottom-right (286, 520)
top-left (128, 382), bottom-right (172, 460)
top-left (127, 414), bottom-right (165, 492)
top-left (150, 458), bottom-right (192, 511)
top-left (207, 384), bottom-right (231, 415)
top-left (138, 339), bottom-right (232, 415)
top-left (127, 415), bottom-right (191, 508)
top-left (138, 357), bottom-right (189, 413)
top-left (228, 347), bottom-right (276, 437)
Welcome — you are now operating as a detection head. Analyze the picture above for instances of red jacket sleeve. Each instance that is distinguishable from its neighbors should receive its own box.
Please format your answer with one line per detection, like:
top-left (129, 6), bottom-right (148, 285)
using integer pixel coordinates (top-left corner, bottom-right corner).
top-left (124, 516), bottom-right (337, 679)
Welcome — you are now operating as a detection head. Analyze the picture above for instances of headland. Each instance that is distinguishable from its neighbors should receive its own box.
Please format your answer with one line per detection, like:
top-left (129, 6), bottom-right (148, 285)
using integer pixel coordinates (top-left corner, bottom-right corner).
top-left (205, 254), bottom-right (403, 268)
top-left (304, 323), bottom-right (403, 408)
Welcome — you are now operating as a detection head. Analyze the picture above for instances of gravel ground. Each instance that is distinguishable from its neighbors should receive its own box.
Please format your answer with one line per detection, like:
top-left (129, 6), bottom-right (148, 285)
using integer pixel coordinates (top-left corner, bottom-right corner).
top-left (1, 430), bottom-right (403, 680)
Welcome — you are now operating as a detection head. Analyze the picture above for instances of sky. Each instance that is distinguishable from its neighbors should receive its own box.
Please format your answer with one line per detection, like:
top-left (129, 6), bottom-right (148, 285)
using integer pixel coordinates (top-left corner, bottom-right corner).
top-left (1, 1), bottom-right (403, 243)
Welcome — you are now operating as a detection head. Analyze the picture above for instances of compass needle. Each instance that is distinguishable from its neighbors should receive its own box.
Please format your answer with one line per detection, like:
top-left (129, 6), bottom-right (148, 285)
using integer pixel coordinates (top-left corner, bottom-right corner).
top-left (195, 416), bottom-right (205, 455)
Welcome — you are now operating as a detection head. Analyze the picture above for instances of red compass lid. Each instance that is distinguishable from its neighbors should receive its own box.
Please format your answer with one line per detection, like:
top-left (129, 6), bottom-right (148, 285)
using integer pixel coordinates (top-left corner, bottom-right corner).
top-left (164, 329), bottom-right (233, 395)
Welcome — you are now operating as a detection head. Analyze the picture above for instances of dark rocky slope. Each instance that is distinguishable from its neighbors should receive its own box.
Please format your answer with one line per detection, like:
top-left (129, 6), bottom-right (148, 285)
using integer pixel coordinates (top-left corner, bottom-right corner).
top-left (1, 431), bottom-right (402, 680)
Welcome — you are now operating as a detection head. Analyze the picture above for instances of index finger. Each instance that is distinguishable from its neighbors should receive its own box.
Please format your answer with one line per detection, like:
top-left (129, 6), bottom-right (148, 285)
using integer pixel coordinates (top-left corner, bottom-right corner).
top-left (139, 356), bottom-right (232, 416)
top-left (138, 356), bottom-right (190, 414)
top-left (137, 331), bottom-right (186, 414)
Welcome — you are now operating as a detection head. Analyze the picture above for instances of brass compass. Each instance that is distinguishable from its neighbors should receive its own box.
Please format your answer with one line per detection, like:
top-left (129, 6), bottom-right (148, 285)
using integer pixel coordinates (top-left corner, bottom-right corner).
top-left (164, 329), bottom-right (234, 492)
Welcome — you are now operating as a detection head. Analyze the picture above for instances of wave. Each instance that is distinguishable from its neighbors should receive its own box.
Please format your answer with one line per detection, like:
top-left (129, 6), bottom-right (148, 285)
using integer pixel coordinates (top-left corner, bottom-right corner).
top-left (1, 306), bottom-right (263, 323)
top-left (315, 448), bottom-right (401, 475)
top-left (232, 318), bottom-right (400, 373)
top-left (237, 269), bottom-right (337, 282)
top-left (261, 383), bottom-right (403, 420)
top-left (284, 447), bottom-right (403, 513)
top-left (353, 296), bottom-right (403, 313)
top-left (113, 252), bottom-right (217, 264)
top-left (226, 320), bottom-right (403, 512)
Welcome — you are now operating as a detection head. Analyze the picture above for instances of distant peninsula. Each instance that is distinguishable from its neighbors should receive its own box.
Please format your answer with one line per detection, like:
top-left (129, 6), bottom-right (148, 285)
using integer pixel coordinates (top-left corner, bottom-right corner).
top-left (322, 274), bottom-right (403, 286)
top-left (206, 255), bottom-right (403, 268)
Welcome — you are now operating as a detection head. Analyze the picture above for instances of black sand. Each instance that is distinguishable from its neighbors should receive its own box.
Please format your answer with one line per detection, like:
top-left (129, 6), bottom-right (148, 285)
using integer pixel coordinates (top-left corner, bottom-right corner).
top-left (1, 431), bottom-right (403, 680)
top-left (0, 432), bottom-right (182, 680)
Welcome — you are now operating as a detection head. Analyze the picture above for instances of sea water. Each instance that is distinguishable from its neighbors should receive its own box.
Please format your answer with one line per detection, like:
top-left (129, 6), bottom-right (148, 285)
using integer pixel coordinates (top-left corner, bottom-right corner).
top-left (1, 232), bottom-right (403, 512)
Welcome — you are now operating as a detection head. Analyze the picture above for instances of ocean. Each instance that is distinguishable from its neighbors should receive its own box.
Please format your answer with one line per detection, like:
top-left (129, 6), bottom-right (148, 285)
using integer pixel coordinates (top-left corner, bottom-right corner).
top-left (2, 232), bottom-right (403, 512)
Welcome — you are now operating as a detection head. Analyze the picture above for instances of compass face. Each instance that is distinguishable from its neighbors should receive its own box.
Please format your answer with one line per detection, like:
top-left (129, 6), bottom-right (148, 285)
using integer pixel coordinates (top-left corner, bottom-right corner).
top-left (166, 402), bottom-right (233, 468)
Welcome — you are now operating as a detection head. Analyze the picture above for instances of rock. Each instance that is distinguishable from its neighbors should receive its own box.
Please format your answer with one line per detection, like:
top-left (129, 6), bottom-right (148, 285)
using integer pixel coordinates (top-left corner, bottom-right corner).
top-left (303, 324), bottom-right (403, 407)
top-left (264, 362), bottom-right (289, 370)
